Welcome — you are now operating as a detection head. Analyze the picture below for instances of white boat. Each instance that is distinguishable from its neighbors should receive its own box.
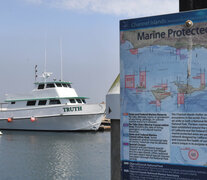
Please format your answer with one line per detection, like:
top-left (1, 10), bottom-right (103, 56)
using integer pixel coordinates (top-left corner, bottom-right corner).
top-left (0, 72), bottom-right (105, 131)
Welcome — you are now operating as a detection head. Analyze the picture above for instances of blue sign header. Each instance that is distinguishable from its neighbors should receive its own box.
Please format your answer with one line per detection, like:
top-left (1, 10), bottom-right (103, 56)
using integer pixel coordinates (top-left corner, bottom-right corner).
top-left (120, 9), bottom-right (207, 31)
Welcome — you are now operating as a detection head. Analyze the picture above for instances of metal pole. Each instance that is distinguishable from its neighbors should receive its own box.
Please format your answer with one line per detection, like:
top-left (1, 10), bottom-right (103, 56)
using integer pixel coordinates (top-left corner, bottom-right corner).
top-left (179, 0), bottom-right (193, 11)
top-left (179, 0), bottom-right (207, 12)
top-left (111, 119), bottom-right (120, 180)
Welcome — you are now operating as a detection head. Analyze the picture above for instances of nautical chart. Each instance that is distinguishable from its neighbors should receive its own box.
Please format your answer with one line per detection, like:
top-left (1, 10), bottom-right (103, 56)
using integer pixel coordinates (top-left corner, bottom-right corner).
top-left (120, 9), bottom-right (207, 180)
top-left (121, 44), bottom-right (207, 112)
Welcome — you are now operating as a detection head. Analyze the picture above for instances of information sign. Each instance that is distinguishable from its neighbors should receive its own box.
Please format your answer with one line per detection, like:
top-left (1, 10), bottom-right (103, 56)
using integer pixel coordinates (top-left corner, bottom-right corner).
top-left (120, 9), bottom-right (207, 180)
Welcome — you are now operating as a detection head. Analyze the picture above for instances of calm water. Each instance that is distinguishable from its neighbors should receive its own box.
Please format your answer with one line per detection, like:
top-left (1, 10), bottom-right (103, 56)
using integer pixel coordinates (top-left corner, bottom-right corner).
top-left (0, 131), bottom-right (110, 180)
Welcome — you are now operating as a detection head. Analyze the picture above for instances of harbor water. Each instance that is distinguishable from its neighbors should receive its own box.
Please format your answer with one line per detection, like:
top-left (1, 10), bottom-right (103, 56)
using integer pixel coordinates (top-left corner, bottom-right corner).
top-left (0, 131), bottom-right (110, 180)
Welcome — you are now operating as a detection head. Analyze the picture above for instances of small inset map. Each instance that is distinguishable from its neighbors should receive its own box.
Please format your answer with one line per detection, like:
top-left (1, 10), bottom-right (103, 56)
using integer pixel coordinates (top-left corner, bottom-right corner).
top-left (172, 147), bottom-right (207, 166)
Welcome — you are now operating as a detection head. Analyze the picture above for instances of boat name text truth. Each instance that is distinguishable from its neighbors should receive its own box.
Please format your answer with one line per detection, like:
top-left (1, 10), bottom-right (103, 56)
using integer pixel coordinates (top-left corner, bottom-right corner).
top-left (63, 107), bottom-right (82, 112)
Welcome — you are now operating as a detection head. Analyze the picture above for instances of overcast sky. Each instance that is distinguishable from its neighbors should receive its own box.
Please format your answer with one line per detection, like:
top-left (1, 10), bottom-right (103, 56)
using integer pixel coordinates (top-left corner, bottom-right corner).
top-left (0, 0), bottom-right (179, 103)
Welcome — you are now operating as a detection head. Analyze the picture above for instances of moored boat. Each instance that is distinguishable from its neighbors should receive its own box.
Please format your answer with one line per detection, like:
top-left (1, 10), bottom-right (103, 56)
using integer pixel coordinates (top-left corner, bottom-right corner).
top-left (0, 72), bottom-right (105, 131)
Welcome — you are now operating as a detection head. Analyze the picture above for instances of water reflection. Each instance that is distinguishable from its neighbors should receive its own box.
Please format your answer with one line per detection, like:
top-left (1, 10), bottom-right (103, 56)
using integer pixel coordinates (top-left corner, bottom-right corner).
top-left (0, 131), bottom-right (110, 180)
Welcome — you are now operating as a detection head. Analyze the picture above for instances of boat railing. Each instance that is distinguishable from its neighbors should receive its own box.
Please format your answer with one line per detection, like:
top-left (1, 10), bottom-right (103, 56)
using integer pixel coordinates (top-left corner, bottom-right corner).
top-left (0, 102), bottom-right (8, 111)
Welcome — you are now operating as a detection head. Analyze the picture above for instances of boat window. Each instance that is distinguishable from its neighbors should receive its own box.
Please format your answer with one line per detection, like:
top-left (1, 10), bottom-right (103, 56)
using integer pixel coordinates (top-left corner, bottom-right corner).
top-left (82, 99), bottom-right (86, 104)
top-left (11, 101), bottom-right (16, 104)
top-left (49, 99), bottom-right (61, 105)
top-left (62, 83), bottom-right (68, 87)
top-left (38, 100), bottom-right (47, 105)
top-left (69, 99), bottom-right (76, 103)
top-left (76, 99), bottom-right (82, 103)
top-left (27, 101), bottom-right (36, 106)
top-left (67, 84), bottom-right (71, 88)
top-left (56, 83), bottom-right (62, 87)
top-left (46, 83), bottom-right (55, 88)
top-left (38, 84), bottom-right (44, 89)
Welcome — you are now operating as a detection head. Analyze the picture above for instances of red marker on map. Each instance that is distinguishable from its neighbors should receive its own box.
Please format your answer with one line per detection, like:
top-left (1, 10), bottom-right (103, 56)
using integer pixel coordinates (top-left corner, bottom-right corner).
top-left (129, 48), bottom-right (138, 55)
top-left (188, 149), bottom-right (199, 160)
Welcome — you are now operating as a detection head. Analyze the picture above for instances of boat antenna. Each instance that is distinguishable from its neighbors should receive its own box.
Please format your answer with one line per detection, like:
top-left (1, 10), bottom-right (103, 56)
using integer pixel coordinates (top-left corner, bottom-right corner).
top-left (35, 65), bottom-right (38, 82)
top-left (60, 37), bottom-right (63, 81)
top-left (41, 32), bottom-right (52, 82)
top-left (44, 42), bottom-right (47, 75)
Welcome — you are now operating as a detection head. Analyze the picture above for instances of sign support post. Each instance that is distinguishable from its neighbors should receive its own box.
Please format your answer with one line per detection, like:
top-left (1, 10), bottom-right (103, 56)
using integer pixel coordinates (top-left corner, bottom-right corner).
top-left (179, 0), bottom-right (207, 12)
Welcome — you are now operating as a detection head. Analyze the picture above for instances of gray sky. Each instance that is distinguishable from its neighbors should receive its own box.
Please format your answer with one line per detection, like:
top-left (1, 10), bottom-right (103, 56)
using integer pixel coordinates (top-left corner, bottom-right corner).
top-left (0, 0), bottom-right (179, 103)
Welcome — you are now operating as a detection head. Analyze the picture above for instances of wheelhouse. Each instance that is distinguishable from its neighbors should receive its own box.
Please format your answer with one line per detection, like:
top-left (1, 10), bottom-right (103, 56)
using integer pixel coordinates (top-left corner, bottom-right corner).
top-left (36, 81), bottom-right (72, 90)
top-left (5, 80), bottom-right (88, 109)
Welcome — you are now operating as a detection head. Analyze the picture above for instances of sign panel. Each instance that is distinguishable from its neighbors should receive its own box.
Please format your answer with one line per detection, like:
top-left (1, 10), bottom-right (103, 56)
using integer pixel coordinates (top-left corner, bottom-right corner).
top-left (120, 9), bottom-right (207, 179)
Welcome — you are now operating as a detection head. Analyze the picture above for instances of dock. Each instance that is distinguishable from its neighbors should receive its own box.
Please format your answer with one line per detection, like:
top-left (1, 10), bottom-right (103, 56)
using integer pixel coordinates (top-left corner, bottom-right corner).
top-left (98, 117), bottom-right (111, 131)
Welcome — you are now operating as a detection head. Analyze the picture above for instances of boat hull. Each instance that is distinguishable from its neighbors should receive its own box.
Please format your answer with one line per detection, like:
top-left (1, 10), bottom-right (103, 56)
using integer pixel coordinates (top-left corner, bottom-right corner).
top-left (0, 113), bottom-right (104, 131)
top-left (0, 104), bottom-right (105, 131)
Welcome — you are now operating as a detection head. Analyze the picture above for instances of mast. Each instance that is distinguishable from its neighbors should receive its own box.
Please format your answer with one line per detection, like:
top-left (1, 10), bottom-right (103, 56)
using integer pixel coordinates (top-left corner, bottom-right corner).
top-left (44, 47), bottom-right (47, 75)
top-left (60, 37), bottom-right (63, 81)
top-left (35, 65), bottom-right (38, 83)
top-left (44, 32), bottom-right (47, 76)
top-left (42, 33), bottom-right (52, 82)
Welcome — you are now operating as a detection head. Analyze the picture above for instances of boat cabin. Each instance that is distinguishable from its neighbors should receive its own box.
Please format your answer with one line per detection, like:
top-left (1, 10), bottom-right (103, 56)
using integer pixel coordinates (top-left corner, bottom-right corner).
top-left (36, 81), bottom-right (72, 89)
top-left (4, 81), bottom-right (88, 109)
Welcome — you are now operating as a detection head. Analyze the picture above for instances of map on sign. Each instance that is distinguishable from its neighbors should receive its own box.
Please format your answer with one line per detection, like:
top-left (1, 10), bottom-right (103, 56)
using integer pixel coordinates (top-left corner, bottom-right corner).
top-left (120, 9), bottom-right (207, 180)
top-left (121, 22), bottom-right (207, 113)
